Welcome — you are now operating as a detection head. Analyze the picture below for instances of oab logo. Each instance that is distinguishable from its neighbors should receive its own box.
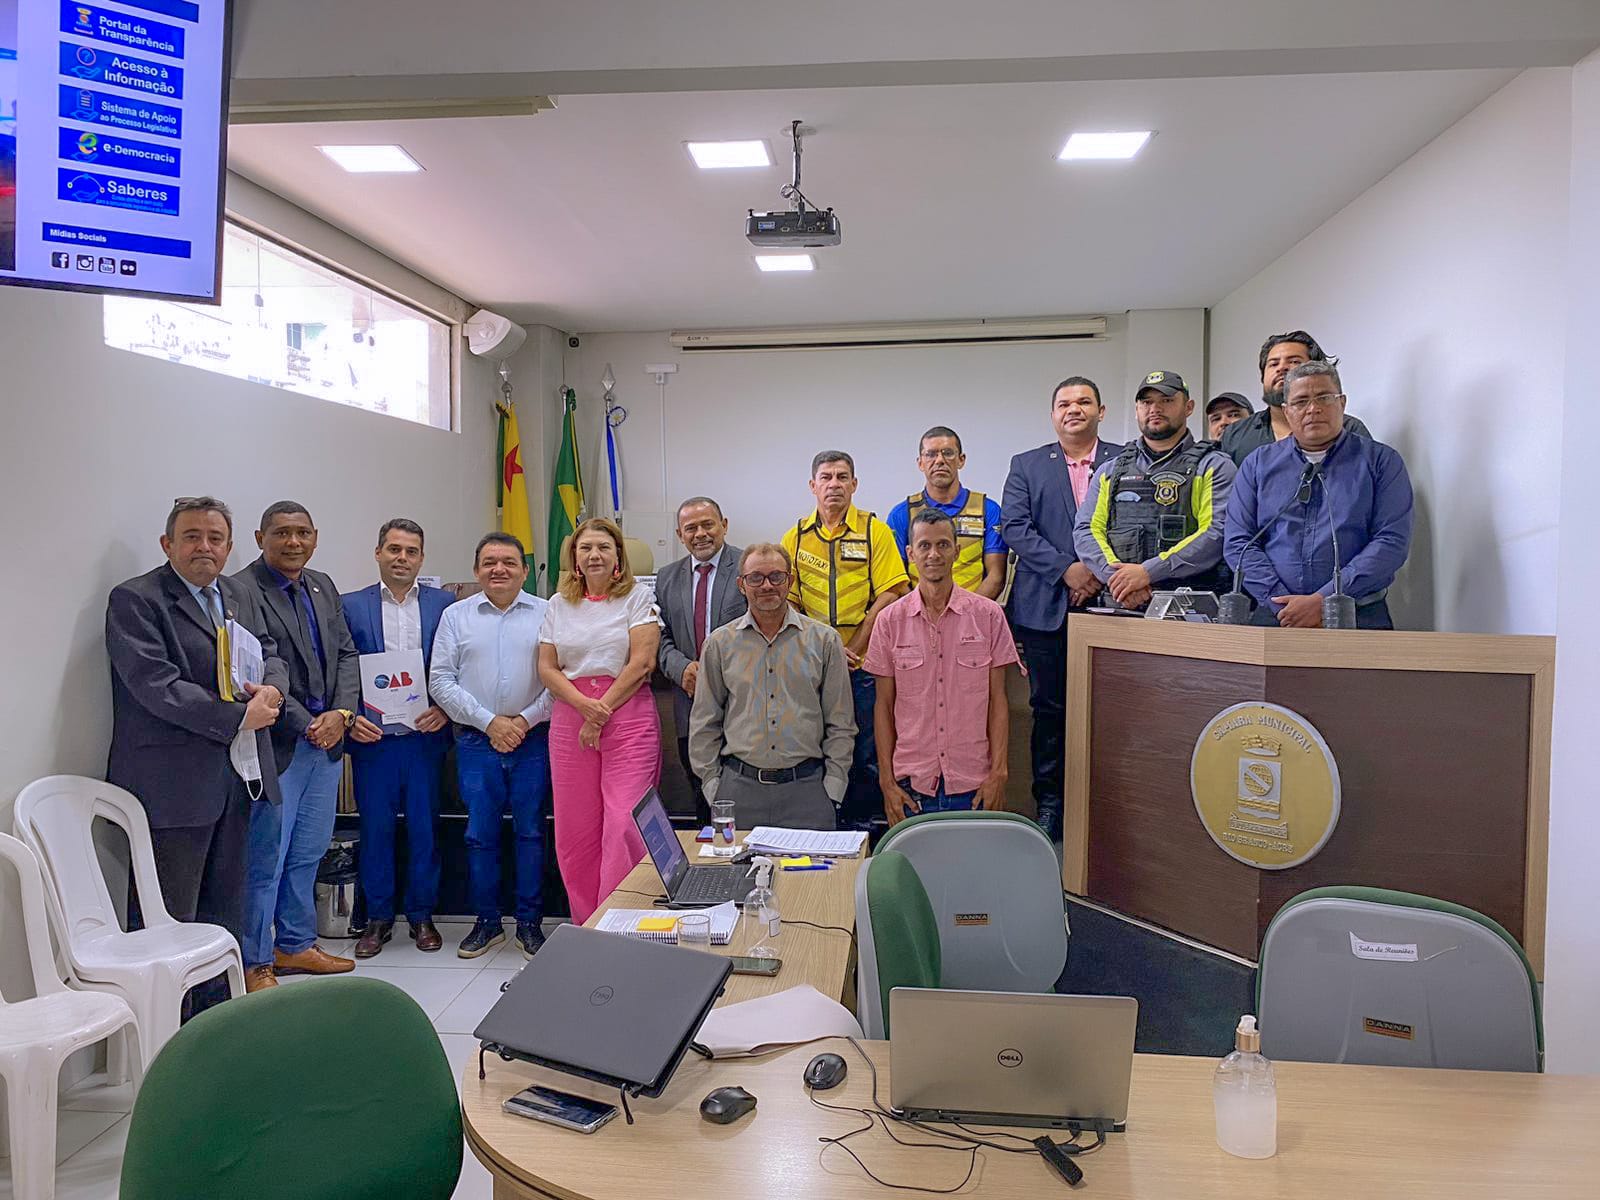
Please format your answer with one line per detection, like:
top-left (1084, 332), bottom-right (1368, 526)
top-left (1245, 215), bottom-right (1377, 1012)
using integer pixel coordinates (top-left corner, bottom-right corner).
top-left (589, 986), bottom-right (614, 1007)
top-left (997, 1048), bottom-right (1024, 1068)
top-left (1191, 702), bottom-right (1341, 870)
top-left (372, 671), bottom-right (414, 690)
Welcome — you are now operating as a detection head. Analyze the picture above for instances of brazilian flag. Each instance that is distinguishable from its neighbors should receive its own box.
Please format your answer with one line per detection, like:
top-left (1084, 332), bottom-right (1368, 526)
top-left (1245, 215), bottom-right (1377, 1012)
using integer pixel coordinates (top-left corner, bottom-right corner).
top-left (545, 387), bottom-right (585, 594)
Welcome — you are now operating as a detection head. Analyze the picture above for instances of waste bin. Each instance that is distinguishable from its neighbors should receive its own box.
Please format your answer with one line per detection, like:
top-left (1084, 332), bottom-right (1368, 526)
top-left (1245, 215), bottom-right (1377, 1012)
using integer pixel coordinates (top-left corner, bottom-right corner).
top-left (314, 833), bottom-right (361, 940)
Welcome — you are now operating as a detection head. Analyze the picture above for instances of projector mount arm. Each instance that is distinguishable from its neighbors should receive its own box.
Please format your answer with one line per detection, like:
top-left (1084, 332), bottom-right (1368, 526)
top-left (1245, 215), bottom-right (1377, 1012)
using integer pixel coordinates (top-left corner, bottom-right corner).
top-left (778, 119), bottom-right (830, 218)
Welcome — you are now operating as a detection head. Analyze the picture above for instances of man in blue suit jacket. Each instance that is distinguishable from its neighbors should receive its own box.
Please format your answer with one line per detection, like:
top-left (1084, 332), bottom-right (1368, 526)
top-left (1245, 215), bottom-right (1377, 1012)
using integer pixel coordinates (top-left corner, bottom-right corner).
top-left (341, 519), bottom-right (455, 957)
top-left (1000, 377), bottom-right (1122, 841)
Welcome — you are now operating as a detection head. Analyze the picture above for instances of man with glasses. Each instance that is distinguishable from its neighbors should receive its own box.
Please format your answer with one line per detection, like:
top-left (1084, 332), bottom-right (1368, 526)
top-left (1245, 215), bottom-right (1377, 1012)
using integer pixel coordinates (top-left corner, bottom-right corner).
top-left (886, 426), bottom-right (1007, 600)
top-left (1221, 330), bottom-right (1372, 467)
top-left (1224, 361), bottom-right (1413, 629)
top-left (688, 544), bottom-right (855, 830)
top-left (1076, 370), bottom-right (1237, 609)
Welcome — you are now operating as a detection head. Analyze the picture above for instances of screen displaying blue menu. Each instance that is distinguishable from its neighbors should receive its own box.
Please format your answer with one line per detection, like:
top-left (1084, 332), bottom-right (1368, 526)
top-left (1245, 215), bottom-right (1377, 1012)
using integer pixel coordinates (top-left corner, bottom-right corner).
top-left (0, 0), bottom-right (230, 302)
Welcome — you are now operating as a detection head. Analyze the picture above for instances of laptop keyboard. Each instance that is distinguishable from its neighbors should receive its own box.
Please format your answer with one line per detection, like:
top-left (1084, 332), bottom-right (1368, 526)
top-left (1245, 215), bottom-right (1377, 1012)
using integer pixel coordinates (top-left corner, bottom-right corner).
top-left (676, 866), bottom-right (745, 904)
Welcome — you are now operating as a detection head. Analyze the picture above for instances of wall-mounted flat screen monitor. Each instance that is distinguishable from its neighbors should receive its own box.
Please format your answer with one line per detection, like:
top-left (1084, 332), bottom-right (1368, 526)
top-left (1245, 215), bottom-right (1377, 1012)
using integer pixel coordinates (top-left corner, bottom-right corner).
top-left (0, 0), bottom-right (231, 302)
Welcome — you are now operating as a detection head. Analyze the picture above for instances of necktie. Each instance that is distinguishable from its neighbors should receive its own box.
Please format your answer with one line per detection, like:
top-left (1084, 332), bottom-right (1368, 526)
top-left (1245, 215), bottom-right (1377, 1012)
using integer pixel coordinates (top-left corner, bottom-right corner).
top-left (693, 563), bottom-right (713, 657)
top-left (203, 585), bottom-right (224, 629)
top-left (287, 582), bottom-right (327, 699)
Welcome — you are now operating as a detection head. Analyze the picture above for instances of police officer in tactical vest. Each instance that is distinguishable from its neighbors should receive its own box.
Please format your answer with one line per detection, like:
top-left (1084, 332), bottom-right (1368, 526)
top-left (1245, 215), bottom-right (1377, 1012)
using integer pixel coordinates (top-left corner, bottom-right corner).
top-left (886, 426), bottom-right (1008, 600)
top-left (1074, 371), bottom-right (1237, 610)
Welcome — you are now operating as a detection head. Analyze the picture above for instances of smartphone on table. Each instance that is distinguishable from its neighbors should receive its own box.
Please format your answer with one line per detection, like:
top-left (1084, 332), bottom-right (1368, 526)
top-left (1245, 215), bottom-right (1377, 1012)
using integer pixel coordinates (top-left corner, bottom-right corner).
top-left (728, 956), bottom-right (782, 977)
top-left (502, 1085), bottom-right (619, 1134)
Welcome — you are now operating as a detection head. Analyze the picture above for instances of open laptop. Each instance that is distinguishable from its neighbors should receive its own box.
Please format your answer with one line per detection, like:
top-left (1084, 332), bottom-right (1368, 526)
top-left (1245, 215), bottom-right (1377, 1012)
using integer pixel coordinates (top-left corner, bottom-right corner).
top-left (889, 989), bottom-right (1138, 1132)
top-left (475, 923), bottom-right (731, 1097)
top-left (632, 787), bottom-right (756, 909)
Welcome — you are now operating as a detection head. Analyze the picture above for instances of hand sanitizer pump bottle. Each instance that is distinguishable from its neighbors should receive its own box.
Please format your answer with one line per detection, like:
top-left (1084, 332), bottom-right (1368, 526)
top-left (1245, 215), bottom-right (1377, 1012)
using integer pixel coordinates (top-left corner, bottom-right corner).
top-left (741, 858), bottom-right (780, 958)
top-left (1213, 1015), bottom-right (1277, 1159)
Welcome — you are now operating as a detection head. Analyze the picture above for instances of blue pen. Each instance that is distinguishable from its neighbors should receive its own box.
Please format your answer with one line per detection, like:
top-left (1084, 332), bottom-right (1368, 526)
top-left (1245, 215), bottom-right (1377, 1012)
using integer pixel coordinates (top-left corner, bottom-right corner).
top-left (783, 863), bottom-right (831, 871)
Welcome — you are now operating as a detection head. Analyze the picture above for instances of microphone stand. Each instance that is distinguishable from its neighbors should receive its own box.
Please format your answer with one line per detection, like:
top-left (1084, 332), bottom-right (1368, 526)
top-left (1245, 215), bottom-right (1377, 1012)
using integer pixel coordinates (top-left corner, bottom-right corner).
top-left (1316, 465), bottom-right (1357, 629)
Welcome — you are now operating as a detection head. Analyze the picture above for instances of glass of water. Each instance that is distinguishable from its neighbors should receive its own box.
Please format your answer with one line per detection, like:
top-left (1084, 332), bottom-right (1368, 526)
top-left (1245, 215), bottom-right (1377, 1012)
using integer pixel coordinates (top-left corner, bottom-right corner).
top-left (676, 913), bottom-right (712, 952)
top-left (710, 798), bottom-right (737, 857)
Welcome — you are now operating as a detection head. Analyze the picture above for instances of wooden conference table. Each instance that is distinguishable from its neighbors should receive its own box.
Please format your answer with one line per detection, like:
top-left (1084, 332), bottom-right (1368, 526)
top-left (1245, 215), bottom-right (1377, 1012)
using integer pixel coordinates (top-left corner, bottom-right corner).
top-left (462, 835), bottom-right (1600, 1199)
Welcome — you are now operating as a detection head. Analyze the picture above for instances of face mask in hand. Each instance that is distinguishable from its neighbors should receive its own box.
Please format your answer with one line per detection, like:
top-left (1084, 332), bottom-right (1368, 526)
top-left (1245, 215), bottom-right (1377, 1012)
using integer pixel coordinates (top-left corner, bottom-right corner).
top-left (230, 726), bottom-right (264, 800)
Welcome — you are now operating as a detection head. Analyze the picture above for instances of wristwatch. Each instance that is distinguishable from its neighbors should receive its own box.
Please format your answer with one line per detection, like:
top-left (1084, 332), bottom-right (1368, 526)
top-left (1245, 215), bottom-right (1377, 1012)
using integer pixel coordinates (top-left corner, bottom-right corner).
top-left (336, 708), bottom-right (356, 729)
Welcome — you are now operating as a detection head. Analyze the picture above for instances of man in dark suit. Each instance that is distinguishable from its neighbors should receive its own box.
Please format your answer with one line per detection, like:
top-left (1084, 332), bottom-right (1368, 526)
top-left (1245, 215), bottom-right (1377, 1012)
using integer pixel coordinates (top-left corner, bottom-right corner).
top-left (1000, 377), bottom-right (1122, 842)
top-left (234, 501), bottom-right (360, 991)
top-left (106, 496), bottom-right (288, 1011)
top-left (657, 496), bottom-right (747, 824)
top-left (342, 518), bottom-right (455, 958)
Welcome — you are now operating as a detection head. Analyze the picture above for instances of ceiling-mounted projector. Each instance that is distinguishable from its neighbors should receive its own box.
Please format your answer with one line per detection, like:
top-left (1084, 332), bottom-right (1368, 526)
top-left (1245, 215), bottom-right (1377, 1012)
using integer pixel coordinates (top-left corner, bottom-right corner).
top-left (464, 309), bottom-right (528, 359)
top-left (747, 120), bottom-right (841, 249)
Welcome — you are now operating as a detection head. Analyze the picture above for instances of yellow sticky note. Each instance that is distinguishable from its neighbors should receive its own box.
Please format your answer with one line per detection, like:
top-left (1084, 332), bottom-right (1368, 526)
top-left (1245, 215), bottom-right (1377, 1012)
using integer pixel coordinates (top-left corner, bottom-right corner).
top-left (637, 916), bottom-right (677, 932)
top-left (779, 856), bottom-right (813, 868)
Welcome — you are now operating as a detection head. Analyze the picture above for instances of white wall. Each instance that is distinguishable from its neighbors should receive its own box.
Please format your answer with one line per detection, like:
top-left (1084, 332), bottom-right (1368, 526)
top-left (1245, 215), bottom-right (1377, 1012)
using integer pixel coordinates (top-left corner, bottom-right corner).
top-left (1546, 50), bottom-right (1600, 1075)
top-left (1208, 68), bottom-right (1571, 636)
top-left (0, 176), bottom-right (502, 1002)
top-left (561, 312), bottom-right (1207, 566)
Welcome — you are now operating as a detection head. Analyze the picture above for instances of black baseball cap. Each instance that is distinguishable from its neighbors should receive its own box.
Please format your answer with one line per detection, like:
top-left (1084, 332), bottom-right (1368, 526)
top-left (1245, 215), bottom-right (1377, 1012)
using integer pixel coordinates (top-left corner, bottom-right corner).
top-left (1205, 392), bottom-right (1253, 416)
top-left (1136, 370), bottom-right (1188, 397)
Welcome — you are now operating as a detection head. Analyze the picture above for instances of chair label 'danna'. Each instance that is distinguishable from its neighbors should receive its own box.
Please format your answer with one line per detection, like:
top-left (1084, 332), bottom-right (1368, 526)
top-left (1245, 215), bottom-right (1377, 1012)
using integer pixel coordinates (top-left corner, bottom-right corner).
top-left (1190, 702), bottom-right (1341, 869)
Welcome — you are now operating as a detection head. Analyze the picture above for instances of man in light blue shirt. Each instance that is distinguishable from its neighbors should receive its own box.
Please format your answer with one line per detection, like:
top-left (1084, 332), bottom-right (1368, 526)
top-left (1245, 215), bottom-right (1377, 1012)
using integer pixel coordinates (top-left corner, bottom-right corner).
top-left (430, 532), bottom-right (554, 959)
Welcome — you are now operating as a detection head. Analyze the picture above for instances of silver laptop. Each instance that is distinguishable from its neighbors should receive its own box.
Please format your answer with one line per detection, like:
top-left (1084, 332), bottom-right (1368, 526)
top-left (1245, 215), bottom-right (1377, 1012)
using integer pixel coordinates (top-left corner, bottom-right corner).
top-left (889, 989), bottom-right (1138, 1132)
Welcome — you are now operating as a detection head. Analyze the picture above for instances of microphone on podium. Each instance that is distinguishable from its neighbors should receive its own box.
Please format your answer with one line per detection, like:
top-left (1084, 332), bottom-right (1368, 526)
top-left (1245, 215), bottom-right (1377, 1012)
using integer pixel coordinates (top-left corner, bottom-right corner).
top-left (1218, 463), bottom-right (1317, 626)
top-left (1312, 465), bottom-right (1357, 630)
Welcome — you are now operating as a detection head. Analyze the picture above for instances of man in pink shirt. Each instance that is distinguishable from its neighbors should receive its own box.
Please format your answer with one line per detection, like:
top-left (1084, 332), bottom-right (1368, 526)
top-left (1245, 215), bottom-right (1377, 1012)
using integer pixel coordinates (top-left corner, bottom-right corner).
top-left (865, 510), bottom-right (1019, 825)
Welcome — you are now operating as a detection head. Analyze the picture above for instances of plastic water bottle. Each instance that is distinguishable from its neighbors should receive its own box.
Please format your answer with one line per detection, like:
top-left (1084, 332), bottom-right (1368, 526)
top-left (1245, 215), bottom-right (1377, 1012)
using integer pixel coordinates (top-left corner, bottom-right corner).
top-left (740, 859), bottom-right (781, 958)
top-left (1213, 1015), bottom-right (1277, 1159)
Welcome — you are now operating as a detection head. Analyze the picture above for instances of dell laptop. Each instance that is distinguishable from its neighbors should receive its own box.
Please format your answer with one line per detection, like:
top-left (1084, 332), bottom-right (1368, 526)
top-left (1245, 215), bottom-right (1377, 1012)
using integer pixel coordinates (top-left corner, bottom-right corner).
top-left (889, 989), bottom-right (1138, 1131)
top-left (475, 923), bottom-right (731, 1097)
top-left (632, 787), bottom-right (756, 908)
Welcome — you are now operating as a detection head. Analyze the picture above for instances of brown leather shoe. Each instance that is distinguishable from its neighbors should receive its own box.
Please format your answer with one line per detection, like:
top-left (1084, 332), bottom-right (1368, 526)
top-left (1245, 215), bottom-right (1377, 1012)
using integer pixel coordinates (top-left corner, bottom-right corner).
top-left (354, 920), bottom-right (393, 959)
top-left (274, 945), bottom-right (355, 976)
top-left (245, 964), bottom-right (278, 993)
top-left (410, 920), bottom-right (442, 952)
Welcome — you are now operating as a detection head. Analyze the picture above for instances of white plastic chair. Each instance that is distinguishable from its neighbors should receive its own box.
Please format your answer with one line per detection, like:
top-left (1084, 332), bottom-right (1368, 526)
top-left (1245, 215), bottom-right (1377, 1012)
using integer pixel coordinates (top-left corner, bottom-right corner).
top-left (1, 832), bottom-right (142, 1200)
top-left (13, 775), bottom-right (245, 1071)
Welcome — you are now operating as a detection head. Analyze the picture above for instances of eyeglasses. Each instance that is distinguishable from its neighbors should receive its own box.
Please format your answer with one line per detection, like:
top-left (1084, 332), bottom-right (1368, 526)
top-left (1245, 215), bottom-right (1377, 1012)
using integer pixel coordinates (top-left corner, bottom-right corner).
top-left (741, 571), bottom-right (791, 588)
top-left (1284, 392), bottom-right (1346, 414)
top-left (918, 448), bottom-right (960, 462)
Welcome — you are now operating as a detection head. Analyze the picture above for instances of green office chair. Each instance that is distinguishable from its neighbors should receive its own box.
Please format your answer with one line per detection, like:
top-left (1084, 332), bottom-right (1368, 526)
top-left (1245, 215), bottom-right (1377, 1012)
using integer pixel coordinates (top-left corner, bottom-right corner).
top-left (1258, 886), bottom-right (1542, 1072)
top-left (854, 850), bottom-right (942, 1038)
top-left (120, 976), bottom-right (463, 1199)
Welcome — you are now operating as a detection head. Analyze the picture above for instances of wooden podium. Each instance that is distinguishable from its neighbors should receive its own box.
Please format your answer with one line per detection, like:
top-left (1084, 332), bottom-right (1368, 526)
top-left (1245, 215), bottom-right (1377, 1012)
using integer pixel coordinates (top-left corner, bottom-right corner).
top-left (1063, 617), bottom-right (1555, 973)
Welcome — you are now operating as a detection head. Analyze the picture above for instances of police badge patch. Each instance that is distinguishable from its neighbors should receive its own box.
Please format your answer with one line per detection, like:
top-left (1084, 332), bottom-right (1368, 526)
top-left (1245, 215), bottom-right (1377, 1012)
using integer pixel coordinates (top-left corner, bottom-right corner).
top-left (1151, 473), bottom-right (1182, 506)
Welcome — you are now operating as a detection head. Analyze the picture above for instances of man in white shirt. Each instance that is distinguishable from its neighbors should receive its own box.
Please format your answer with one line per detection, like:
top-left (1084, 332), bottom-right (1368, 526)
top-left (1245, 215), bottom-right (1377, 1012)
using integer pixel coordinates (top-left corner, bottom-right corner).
top-left (429, 533), bottom-right (554, 959)
top-left (341, 519), bottom-right (455, 958)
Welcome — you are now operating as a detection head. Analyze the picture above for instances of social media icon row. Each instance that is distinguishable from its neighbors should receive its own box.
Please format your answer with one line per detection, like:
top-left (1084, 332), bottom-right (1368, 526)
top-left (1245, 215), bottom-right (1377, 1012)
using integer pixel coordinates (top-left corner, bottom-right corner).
top-left (52, 252), bottom-right (136, 277)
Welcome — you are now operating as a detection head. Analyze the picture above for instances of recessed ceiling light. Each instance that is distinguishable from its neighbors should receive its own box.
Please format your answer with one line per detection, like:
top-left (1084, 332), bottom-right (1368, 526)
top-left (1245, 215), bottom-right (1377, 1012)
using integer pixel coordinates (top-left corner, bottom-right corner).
top-left (686, 140), bottom-right (772, 169)
top-left (755, 255), bottom-right (815, 273)
top-left (1057, 131), bottom-right (1152, 161)
top-left (317, 145), bottom-right (424, 173)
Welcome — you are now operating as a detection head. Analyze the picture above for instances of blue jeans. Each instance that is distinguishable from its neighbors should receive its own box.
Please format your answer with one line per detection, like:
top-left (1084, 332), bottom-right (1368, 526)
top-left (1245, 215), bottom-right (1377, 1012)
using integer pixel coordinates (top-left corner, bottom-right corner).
top-left (899, 776), bottom-right (980, 815)
top-left (243, 739), bottom-right (343, 966)
top-left (841, 668), bottom-right (880, 827)
top-left (456, 726), bottom-right (549, 924)
top-left (352, 734), bottom-right (444, 924)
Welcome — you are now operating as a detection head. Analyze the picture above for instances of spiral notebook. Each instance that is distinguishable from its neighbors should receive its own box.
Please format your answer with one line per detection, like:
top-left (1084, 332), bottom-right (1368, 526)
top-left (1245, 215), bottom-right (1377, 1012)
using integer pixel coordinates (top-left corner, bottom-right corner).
top-left (595, 900), bottom-right (739, 944)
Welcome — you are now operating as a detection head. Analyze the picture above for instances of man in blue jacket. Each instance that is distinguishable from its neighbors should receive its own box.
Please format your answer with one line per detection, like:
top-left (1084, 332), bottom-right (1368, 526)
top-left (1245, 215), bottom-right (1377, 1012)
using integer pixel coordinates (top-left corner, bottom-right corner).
top-left (1000, 377), bottom-right (1121, 841)
top-left (342, 519), bottom-right (455, 957)
top-left (1224, 362), bottom-right (1413, 629)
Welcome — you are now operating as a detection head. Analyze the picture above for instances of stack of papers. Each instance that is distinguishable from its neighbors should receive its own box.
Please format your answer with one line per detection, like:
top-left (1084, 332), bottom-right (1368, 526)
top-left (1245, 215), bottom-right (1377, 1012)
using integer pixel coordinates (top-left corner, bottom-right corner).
top-left (595, 901), bottom-right (739, 944)
top-left (743, 827), bottom-right (867, 858)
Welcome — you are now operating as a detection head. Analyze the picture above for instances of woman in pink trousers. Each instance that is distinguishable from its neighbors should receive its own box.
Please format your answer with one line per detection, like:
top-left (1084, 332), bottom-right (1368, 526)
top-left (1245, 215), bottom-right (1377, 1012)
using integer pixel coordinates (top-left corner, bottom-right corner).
top-left (538, 518), bottom-right (661, 921)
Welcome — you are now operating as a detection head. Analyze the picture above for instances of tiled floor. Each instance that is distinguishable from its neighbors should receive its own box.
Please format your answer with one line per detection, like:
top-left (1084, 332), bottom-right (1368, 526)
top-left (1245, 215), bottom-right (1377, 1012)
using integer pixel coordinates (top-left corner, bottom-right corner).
top-left (0, 920), bottom-right (553, 1200)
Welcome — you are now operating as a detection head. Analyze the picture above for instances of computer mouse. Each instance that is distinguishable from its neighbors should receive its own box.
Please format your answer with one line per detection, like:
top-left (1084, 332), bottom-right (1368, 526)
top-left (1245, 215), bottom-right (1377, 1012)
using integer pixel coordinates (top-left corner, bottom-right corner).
top-left (699, 1085), bottom-right (757, 1124)
top-left (804, 1051), bottom-right (848, 1091)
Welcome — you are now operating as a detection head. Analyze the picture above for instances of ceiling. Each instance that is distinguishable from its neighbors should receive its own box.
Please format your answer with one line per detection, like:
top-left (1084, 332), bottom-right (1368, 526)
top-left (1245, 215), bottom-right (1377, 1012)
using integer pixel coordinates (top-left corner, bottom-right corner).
top-left (228, 69), bottom-right (1518, 332)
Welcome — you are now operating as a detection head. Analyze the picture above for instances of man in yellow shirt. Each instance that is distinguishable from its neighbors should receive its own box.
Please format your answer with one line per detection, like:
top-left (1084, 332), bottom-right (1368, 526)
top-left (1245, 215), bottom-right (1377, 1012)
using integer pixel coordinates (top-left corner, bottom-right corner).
top-left (783, 450), bottom-right (910, 826)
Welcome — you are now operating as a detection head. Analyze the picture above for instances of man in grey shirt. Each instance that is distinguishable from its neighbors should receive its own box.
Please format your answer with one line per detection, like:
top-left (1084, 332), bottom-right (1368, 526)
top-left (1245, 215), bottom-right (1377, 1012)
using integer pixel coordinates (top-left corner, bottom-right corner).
top-left (688, 543), bottom-right (855, 830)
